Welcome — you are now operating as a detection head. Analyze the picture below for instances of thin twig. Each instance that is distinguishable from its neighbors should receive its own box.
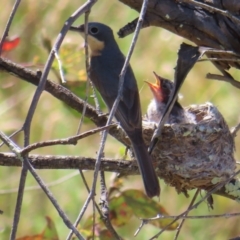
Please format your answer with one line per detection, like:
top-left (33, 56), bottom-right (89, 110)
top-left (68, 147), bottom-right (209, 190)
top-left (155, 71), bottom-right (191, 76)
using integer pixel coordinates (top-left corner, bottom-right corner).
top-left (0, 128), bottom-right (22, 148)
top-left (0, 113), bottom-right (27, 240)
top-left (23, 0), bottom-right (97, 140)
top-left (0, 152), bottom-right (239, 201)
top-left (174, 189), bottom-right (200, 240)
top-left (0, 131), bottom-right (84, 239)
top-left (99, 171), bottom-right (121, 239)
top-left (76, 10), bottom-right (91, 135)
top-left (0, 171), bottom-right (79, 194)
top-left (21, 124), bottom-right (115, 154)
top-left (26, 157), bottom-right (84, 239)
top-left (68, 0), bottom-right (150, 237)
top-left (199, 48), bottom-right (240, 57)
top-left (78, 169), bottom-right (102, 215)
top-left (0, 0), bottom-right (22, 55)
top-left (149, 170), bottom-right (240, 239)
top-left (199, 58), bottom-right (240, 63)
top-left (80, 169), bottom-right (121, 239)
top-left (0, 57), bottom-right (130, 145)
top-left (206, 73), bottom-right (240, 89)
top-left (147, 211), bottom-right (240, 220)
top-left (231, 123), bottom-right (240, 138)
top-left (15, 2), bottom-right (96, 237)
top-left (54, 50), bottom-right (66, 84)
top-left (10, 164), bottom-right (28, 240)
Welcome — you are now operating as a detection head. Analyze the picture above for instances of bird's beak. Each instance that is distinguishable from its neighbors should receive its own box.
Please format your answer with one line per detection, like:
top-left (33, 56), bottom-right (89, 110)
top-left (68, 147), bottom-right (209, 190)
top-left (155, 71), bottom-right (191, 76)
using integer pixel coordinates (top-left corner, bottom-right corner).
top-left (145, 80), bottom-right (156, 88)
top-left (145, 79), bottom-right (163, 102)
top-left (144, 80), bottom-right (160, 93)
top-left (152, 71), bottom-right (162, 88)
top-left (69, 25), bottom-right (85, 33)
top-left (145, 71), bottom-right (161, 91)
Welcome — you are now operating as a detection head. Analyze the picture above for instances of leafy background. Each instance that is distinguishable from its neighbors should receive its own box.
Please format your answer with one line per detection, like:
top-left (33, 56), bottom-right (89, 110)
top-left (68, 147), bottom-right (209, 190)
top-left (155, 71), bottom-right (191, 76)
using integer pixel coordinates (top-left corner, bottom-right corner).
top-left (0, 0), bottom-right (240, 239)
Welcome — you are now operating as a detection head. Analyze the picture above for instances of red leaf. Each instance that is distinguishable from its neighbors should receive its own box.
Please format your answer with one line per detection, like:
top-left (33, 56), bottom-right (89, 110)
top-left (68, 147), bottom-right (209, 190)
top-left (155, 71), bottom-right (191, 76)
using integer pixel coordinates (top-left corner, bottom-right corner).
top-left (2, 37), bottom-right (20, 51)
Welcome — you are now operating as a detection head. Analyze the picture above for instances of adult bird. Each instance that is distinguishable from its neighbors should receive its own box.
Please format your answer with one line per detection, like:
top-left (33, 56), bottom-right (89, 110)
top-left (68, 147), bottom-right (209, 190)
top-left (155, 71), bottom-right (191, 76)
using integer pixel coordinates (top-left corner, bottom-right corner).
top-left (70, 22), bottom-right (160, 198)
top-left (145, 72), bottom-right (195, 124)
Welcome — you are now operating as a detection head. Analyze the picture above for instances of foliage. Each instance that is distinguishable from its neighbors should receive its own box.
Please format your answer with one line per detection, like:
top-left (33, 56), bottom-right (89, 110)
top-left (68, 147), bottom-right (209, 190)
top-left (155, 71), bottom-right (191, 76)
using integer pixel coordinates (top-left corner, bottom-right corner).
top-left (1, 0), bottom-right (240, 239)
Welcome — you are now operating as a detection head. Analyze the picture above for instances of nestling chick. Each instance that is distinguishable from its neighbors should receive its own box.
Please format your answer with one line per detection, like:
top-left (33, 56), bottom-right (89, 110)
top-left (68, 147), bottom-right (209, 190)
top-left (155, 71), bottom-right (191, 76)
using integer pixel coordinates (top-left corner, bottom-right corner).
top-left (145, 71), bottom-right (195, 124)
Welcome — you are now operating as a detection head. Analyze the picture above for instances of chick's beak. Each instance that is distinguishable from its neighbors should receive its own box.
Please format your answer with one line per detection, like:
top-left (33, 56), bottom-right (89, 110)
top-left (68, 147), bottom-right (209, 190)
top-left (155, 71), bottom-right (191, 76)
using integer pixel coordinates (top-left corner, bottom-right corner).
top-left (153, 71), bottom-right (162, 87)
top-left (145, 71), bottom-right (161, 92)
top-left (145, 71), bottom-right (164, 102)
top-left (145, 81), bottom-right (160, 92)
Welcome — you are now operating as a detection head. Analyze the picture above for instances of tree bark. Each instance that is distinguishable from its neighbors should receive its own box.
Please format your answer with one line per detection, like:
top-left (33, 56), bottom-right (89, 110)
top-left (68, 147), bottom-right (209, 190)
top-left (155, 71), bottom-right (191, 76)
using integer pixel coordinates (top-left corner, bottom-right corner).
top-left (118, 0), bottom-right (240, 72)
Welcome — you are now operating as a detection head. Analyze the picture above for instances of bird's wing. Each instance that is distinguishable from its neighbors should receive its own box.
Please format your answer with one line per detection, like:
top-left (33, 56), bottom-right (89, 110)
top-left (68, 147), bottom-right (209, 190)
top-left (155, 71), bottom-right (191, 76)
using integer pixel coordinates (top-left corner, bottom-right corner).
top-left (90, 56), bottom-right (142, 131)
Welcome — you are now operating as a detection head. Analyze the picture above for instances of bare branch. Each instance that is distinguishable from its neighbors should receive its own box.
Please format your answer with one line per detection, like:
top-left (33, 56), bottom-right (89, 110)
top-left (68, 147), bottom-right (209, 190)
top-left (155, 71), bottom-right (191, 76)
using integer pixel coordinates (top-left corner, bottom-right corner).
top-left (0, 57), bottom-right (128, 146)
top-left (232, 123), bottom-right (240, 138)
top-left (0, 152), bottom-right (239, 202)
top-left (206, 73), bottom-right (240, 89)
top-left (0, 132), bottom-right (83, 239)
top-left (118, 0), bottom-right (240, 77)
top-left (174, 189), bottom-right (200, 240)
top-left (21, 124), bottom-right (116, 154)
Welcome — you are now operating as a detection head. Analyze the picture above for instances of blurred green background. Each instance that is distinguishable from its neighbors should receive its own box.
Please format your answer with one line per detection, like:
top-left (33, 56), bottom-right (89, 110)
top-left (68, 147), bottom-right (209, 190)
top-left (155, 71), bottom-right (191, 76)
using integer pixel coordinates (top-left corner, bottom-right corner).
top-left (1, 0), bottom-right (240, 239)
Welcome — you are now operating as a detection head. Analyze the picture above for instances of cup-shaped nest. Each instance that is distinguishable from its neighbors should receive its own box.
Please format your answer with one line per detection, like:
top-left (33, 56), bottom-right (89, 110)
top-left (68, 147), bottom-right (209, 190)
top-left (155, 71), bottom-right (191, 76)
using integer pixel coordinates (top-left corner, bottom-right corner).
top-left (142, 102), bottom-right (236, 194)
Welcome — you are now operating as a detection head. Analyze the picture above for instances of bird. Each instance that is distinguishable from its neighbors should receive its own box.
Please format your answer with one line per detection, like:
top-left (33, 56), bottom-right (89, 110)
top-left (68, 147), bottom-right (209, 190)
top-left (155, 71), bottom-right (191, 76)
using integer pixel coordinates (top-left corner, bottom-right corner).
top-left (70, 22), bottom-right (160, 198)
top-left (145, 71), bottom-right (195, 124)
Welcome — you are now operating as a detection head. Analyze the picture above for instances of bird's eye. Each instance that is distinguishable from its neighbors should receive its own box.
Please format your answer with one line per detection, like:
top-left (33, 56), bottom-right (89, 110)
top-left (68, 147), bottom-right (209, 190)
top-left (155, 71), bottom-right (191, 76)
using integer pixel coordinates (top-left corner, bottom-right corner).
top-left (90, 27), bottom-right (99, 34)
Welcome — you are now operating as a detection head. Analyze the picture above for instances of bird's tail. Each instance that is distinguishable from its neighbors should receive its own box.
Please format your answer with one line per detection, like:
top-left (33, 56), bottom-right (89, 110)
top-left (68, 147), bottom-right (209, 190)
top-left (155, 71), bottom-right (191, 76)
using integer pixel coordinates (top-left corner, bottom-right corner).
top-left (128, 131), bottom-right (160, 198)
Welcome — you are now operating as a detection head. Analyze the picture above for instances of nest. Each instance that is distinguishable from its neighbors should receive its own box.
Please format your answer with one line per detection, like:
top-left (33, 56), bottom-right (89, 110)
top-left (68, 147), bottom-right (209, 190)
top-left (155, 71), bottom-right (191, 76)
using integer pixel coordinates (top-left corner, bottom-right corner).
top-left (142, 102), bottom-right (236, 194)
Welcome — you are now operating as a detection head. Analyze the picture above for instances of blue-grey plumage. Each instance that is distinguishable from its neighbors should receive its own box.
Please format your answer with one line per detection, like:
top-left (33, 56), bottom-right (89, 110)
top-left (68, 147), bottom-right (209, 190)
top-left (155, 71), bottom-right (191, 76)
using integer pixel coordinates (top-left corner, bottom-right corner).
top-left (70, 22), bottom-right (160, 198)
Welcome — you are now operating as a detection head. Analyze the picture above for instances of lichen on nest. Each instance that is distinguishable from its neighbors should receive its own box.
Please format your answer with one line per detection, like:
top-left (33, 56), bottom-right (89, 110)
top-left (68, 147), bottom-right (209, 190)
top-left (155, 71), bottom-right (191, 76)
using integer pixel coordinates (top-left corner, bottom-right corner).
top-left (142, 102), bottom-right (236, 194)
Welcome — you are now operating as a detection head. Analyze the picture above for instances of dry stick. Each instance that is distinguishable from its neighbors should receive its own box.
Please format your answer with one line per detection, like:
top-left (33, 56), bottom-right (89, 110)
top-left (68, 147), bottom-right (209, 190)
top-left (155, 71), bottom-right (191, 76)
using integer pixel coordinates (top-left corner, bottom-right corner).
top-left (232, 123), bottom-right (240, 138)
top-left (0, 131), bottom-right (84, 239)
top-left (174, 189), bottom-right (200, 240)
top-left (134, 191), bottom-right (201, 237)
top-left (199, 58), bottom-right (240, 63)
top-left (85, 14), bottom-right (96, 239)
top-left (79, 168), bottom-right (120, 239)
top-left (10, 164), bottom-right (28, 240)
top-left (23, 0), bottom-right (96, 139)
top-left (76, 11), bottom-right (91, 135)
top-left (0, 128), bottom-right (22, 147)
top-left (0, 1), bottom-right (23, 238)
top-left (178, 0), bottom-right (240, 25)
top-left (66, 11), bottom-right (103, 240)
top-left (0, 171), bottom-right (80, 194)
top-left (11, 1), bottom-right (97, 239)
top-left (99, 170), bottom-right (121, 239)
top-left (199, 48), bottom-right (240, 57)
top-left (206, 73), bottom-right (240, 89)
top-left (80, 168), bottom-right (121, 239)
top-left (90, 6), bottom-right (119, 229)
top-left (78, 169), bottom-right (102, 216)
top-left (149, 170), bottom-right (240, 239)
top-left (21, 124), bottom-right (115, 154)
top-left (0, 58), bottom-right (114, 143)
top-left (1, 152), bottom-right (240, 201)
top-left (198, 47), bottom-right (240, 89)
top-left (148, 211), bottom-right (240, 220)
top-left (0, 57), bottom-right (107, 128)
top-left (54, 50), bottom-right (66, 84)
top-left (0, 0), bottom-right (22, 55)
top-left (67, 0), bottom-right (150, 238)
top-left (9, 19), bottom-right (29, 240)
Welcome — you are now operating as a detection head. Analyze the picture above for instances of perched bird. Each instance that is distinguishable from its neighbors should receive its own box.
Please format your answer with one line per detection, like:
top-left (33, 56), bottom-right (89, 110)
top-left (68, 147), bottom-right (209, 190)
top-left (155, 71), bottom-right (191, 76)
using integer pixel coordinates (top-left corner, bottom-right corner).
top-left (145, 72), bottom-right (195, 124)
top-left (70, 22), bottom-right (160, 198)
